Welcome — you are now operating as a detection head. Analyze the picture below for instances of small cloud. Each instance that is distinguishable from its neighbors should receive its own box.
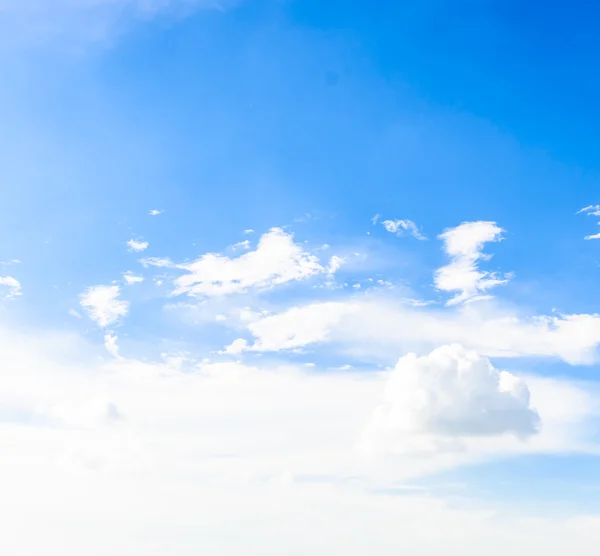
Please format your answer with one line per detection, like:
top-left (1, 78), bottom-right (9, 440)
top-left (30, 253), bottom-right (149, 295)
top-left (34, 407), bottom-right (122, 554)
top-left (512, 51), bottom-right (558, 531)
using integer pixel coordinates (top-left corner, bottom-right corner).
top-left (220, 338), bottom-right (249, 355)
top-left (327, 255), bottom-right (345, 275)
top-left (371, 214), bottom-right (380, 225)
top-left (104, 333), bottom-right (122, 359)
top-left (585, 232), bottom-right (600, 240)
top-left (140, 257), bottom-right (174, 268)
top-left (68, 308), bottom-right (82, 318)
top-left (577, 205), bottom-right (600, 216)
top-left (127, 239), bottom-right (149, 252)
top-left (80, 285), bottom-right (129, 328)
top-left (149, 209), bottom-right (164, 216)
top-left (435, 221), bottom-right (507, 306)
top-left (0, 276), bottom-right (22, 298)
top-left (382, 219), bottom-right (427, 240)
top-left (243, 229), bottom-right (255, 234)
top-left (123, 271), bottom-right (144, 285)
top-left (231, 240), bottom-right (251, 251)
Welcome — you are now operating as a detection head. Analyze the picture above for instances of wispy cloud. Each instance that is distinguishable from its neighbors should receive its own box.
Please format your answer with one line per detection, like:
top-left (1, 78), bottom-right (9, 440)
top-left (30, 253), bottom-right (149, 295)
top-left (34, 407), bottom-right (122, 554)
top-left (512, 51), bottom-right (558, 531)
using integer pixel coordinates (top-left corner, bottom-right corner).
top-left (435, 221), bottom-right (507, 305)
top-left (381, 219), bottom-right (426, 240)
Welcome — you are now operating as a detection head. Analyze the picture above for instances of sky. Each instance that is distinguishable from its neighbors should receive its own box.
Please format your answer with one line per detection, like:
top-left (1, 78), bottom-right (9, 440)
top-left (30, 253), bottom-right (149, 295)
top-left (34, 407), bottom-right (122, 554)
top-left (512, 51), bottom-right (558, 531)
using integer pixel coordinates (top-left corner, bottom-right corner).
top-left (2, 1), bottom-right (600, 554)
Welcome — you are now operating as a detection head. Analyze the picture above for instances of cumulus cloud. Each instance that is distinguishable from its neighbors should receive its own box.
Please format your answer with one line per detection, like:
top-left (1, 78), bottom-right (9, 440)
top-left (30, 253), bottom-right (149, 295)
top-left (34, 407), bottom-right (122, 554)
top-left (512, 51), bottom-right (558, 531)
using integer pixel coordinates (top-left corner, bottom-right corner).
top-left (0, 276), bottom-right (22, 298)
top-left (382, 219), bottom-right (426, 240)
top-left (174, 227), bottom-right (329, 297)
top-left (127, 239), bottom-right (149, 252)
top-left (235, 299), bottom-right (600, 365)
top-left (435, 221), bottom-right (508, 305)
top-left (80, 285), bottom-right (129, 327)
top-left (360, 345), bottom-right (539, 456)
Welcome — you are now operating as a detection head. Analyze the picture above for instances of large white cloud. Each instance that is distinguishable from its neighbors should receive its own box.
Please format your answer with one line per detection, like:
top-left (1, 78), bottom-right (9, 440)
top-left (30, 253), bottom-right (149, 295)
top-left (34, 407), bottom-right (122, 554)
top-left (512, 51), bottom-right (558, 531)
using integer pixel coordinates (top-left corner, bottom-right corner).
top-left (435, 221), bottom-right (508, 305)
top-left (0, 326), bottom-right (599, 554)
top-left (231, 298), bottom-right (600, 365)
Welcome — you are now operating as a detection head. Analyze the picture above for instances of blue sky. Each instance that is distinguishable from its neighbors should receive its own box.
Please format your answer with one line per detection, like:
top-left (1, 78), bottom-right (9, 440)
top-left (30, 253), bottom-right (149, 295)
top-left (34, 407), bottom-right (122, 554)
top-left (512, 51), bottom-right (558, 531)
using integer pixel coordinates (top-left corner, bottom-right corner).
top-left (2, 1), bottom-right (600, 554)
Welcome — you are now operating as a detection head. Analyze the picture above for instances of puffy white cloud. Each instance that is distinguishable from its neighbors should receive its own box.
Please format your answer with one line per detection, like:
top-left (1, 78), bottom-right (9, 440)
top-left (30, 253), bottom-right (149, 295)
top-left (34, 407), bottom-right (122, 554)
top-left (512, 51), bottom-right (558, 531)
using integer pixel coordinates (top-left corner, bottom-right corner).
top-left (123, 271), bottom-right (144, 285)
top-left (435, 221), bottom-right (508, 305)
top-left (80, 285), bottom-right (129, 327)
top-left (382, 219), bottom-right (426, 240)
top-left (0, 276), bottom-right (22, 298)
top-left (360, 345), bottom-right (539, 456)
top-left (149, 209), bottom-right (163, 216)
top-left (127, 239), bottom-right (149, 252)
top-left (174, 227), bottom-right (327, 297)
top-left (236, 298), bottom-right (600, 365)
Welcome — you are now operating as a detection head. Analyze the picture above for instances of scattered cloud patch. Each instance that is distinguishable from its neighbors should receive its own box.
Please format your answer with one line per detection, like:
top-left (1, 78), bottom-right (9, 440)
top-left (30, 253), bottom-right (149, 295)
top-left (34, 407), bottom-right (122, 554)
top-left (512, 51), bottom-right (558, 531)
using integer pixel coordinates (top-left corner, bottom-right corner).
top-left (80, 285), bottom-right (129, 327)
top-left (123, 271), bottom-right (144, 285)
top-left (435, 221), bottom-right (507, 305)
top-left (127, 239), bottom-right (149, 252)
top-left (578, 205), bottom-right (600, 216)
top-left (382, 219), bottom-right (426, 240)
top-left (149, 209), bottom-right (164, 216)
top-left (0, 276), bottom-right (22, 298)
top-left (231, 240), bottom-right (251, 251)
top-left (174, 227), bottom-right (328, 297)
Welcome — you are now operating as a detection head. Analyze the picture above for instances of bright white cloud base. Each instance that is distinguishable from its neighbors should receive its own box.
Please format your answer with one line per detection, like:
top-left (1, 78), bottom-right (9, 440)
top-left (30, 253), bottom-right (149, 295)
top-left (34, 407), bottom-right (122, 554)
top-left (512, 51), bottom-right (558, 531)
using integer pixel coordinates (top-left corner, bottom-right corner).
top-left (0, 326), bottom-right (599, 554)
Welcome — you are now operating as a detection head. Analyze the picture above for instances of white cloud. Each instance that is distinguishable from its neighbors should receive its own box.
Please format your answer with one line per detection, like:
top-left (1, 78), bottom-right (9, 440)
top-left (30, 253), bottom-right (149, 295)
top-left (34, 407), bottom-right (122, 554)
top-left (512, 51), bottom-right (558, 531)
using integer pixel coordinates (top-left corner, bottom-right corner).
top-left (0, 276), bottom-right (22, 298)
top-left (140, 256), bottom-right (174, 268)
top-left (360, 345), bottom-right (539, 457)
top-left (104, 332), bottom-right (122, 358)
top-left (382, 219), bottom-right (426, 240)
top-left (80, 285), bottom-right (129, 327)
top-left (244, 229), bottom-right (255, 234)
top-left (174, 227), bottom-right (327, 297)
top-left (219, 337), bottom-right (248, 355)
top-left (127, 239), bottom-right (149, 252)
top-left (577, 205), bottom-right (600, 239)
top-left (0, 325), bottom-right (599, 555)
top-left (327, 255), bottom-right (344, 274)
top-left (435, 221), bottom-right (507, 305)
top-left (236, 298), bottom-right (600, 365)
top-left (578, 205), bottom-right (600, 216)
top-left (231, 239), bottom-right (251, 251)
top-left (149, 209), bottom-right (164, 216)
top-left (123, 271), bottom-right (144, 285)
